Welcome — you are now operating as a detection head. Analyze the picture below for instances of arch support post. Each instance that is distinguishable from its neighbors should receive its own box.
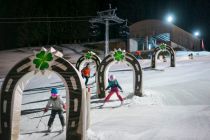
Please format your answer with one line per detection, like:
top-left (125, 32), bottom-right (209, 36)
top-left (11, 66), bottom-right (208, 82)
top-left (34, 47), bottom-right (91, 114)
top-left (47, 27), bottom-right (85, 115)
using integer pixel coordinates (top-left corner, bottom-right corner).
top-left (0, 47), bottom-right (88, 140)
top-left (97, 49), bottom-right (143, 98)
top-left (151, 44), bottom-right (176, 69)
top-left (76, 51), bottom-right (101, 72)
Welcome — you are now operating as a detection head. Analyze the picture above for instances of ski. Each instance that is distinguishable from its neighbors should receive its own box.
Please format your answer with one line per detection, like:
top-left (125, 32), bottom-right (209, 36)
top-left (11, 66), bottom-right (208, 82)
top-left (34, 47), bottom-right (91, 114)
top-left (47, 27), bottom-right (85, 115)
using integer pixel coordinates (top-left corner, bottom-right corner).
top-left (44, 129), bottom-right (64, 135)
top-left (111, 102), bottom-right (130, 108)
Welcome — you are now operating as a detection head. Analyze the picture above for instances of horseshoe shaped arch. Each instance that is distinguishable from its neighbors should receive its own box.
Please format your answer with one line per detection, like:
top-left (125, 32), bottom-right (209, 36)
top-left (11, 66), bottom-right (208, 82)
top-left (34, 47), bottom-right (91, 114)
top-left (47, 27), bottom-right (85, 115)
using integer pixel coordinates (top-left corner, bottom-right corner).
top-left (0, 48), bottom-right (87, 140)
top-left (97, 49), bottom-right (143, 98)
top-left (76, 51), bottom-right (101, 71)
top-left (151, 44), bottom-right (176, 68)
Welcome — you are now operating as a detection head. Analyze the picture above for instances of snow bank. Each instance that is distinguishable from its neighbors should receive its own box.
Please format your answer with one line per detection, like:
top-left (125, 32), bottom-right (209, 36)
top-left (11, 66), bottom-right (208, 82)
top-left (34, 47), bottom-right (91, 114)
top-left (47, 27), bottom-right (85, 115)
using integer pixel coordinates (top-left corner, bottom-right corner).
top-left (129, 90), bottom-right (163, 106)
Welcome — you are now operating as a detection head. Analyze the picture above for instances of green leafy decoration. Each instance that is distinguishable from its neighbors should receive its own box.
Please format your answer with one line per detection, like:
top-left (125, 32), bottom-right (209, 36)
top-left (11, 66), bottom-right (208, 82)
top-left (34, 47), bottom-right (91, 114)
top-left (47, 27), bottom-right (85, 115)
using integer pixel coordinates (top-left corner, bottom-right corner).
top-left (114, 50), bottom-right (125, 61)
top-left (159, 43), bottom-right (167, 51)
top-left (33, 51), bottom-right (53, 70)
top-left (85, 52), bottom-right (92, 59)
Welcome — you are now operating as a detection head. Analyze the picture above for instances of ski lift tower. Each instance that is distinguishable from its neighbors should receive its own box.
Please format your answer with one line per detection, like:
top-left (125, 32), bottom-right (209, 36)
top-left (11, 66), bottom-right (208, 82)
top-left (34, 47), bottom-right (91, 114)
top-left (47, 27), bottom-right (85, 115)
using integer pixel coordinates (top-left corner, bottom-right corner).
top-left (89, 5), bottom-right (125, 57)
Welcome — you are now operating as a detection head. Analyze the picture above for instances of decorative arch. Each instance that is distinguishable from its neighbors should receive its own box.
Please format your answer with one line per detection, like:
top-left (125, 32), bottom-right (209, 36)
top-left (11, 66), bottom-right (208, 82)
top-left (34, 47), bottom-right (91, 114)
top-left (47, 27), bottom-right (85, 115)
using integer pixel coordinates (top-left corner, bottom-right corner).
top-left (0, 48), bottom-right (87, 140)
top-left (76, 51), bottom-right (101, 71)
top-left (96, 49), bottom-right (143, 98)
top-left (151, 44), bottom-right (176, 68)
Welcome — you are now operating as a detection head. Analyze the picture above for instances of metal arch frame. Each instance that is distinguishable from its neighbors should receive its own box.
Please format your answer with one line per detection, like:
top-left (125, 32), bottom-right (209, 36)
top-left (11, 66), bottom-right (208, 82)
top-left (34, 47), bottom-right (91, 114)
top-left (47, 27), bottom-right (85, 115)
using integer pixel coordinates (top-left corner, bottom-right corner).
top-left (0, 56), bottom-right (87, 140)
top-left (151, 45), bottom-right (176, 68)
top-left (75, 54), bottom-right (101, 72)
top-left (96, 52), bottom-right (143, 98)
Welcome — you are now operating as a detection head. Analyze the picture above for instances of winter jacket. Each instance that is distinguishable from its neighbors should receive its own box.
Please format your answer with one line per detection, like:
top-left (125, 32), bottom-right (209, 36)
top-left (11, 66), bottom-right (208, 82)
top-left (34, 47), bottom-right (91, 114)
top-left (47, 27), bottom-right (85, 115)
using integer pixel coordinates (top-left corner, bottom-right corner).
top-left (81, 67), bottom-right (90, 77)
top-left (105, 80), bottom-right (122, 91)
top-left (46, 96), bottom-right (65, 111)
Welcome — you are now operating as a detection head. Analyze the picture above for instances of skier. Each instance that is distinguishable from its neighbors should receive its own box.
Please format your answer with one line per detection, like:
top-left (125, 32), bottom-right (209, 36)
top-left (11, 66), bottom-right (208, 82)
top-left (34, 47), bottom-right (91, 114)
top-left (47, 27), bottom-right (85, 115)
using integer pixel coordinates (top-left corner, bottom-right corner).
top-left (102, 74), bottom-right (123, 107)
top-left (163, 55), bottom-right (167, 62)
top-left (81, 63), bottom-right (91, 86)
top-left (188, 53), bottom-right (193, 59)
top-left (44, 88), bottom-right (66, 132)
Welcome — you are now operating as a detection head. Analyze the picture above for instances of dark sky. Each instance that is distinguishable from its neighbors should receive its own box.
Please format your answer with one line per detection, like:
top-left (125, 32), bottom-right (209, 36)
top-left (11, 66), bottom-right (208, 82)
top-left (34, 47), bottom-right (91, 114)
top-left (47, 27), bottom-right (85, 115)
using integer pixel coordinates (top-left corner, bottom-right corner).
top-left (0, 0), bottom-right (210, 50)
top-left (101, 0), bottom-right (210, 50)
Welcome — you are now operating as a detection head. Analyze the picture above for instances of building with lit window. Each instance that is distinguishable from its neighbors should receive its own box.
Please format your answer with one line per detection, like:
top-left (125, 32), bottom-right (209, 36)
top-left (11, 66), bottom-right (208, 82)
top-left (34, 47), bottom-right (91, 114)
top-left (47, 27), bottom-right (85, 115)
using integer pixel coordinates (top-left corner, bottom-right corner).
top-left (129, 19), bottom-right (202, 52)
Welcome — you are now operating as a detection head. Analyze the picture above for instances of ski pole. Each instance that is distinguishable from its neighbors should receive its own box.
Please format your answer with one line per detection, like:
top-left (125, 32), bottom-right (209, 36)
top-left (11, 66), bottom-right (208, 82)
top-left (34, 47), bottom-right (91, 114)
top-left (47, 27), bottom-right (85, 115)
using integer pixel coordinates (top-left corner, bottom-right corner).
top-left (36, 112), bottom-right (45, 128)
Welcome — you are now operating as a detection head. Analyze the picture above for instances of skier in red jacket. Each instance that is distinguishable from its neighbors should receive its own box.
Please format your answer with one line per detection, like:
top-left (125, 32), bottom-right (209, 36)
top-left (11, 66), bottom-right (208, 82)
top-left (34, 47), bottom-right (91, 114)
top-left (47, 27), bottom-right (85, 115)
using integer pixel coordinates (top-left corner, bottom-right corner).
top-left (81, 63), bottom-right (91, 86)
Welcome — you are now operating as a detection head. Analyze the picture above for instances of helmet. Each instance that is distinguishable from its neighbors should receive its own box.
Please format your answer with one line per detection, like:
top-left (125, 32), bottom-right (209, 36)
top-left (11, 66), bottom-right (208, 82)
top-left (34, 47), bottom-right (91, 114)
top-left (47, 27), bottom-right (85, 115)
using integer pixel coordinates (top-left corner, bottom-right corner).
top-left (51, 88), bottom-right (58, 97)
top-left (109, 74), bottom-right (115, 81)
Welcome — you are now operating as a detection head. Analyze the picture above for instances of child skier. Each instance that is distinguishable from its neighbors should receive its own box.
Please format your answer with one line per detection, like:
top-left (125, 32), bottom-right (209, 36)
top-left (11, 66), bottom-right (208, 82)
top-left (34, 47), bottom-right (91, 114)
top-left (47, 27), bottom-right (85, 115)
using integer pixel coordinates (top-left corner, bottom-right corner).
top-left (44, 88), bottom-right (66, 132)
top-left (81, 63), bottom-right (91, 86)
top-left (102, 74), bottom-right (123, 107)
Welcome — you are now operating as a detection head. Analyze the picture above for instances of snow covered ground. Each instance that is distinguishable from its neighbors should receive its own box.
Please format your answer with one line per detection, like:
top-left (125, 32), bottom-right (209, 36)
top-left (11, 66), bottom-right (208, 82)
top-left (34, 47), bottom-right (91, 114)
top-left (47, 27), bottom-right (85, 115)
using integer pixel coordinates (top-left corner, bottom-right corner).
top-left (1, 48), bottom-right (210, 140)
top-left (89, 51), bottom-right (210, 140)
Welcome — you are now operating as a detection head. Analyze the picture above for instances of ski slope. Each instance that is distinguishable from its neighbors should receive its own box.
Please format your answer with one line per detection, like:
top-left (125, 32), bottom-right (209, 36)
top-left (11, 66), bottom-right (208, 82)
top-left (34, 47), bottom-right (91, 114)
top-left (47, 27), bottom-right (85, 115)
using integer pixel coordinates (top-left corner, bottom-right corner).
top-left (89, 52), bottom-right (210, 140)
top-left (1, 50), bottom-right (210, 140)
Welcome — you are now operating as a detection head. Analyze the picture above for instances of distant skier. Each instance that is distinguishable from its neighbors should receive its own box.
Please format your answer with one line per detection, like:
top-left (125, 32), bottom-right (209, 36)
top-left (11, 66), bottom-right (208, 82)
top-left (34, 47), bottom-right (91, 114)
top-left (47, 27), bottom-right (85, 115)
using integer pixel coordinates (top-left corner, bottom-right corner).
top-left (81, 63), bottom-right (91, 86)
top-left (44, 88), bottom-right (66, 132)
top-left (163, 55), bottom-right (167, 62)
top-left (102, 74), bottom-right (123, 107)
top-left (188, 53), bottom-right (193, 59)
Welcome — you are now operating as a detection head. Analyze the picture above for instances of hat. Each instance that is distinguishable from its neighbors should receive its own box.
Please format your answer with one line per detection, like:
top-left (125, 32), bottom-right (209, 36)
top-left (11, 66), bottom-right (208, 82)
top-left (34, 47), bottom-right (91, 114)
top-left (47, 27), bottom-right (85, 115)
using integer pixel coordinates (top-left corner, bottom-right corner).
top-left (109, 75), bottom-right (115, 81)
top-left (51, 88), bottom-right (58, 96)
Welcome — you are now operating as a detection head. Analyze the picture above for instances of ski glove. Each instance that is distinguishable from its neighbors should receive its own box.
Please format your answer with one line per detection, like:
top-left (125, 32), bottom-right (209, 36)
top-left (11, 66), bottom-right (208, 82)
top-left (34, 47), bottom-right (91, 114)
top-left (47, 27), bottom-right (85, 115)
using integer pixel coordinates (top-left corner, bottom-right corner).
top-left (63, 104), bottom-right (67, 110)
top-left (44, 108), bottom-right (48, 113)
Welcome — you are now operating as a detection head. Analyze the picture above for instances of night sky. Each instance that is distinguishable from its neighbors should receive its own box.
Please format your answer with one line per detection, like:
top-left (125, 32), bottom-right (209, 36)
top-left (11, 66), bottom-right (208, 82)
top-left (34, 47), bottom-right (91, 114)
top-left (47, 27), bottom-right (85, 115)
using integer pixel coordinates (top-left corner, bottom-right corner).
top-left (0, 0), bottom-right (209, 50)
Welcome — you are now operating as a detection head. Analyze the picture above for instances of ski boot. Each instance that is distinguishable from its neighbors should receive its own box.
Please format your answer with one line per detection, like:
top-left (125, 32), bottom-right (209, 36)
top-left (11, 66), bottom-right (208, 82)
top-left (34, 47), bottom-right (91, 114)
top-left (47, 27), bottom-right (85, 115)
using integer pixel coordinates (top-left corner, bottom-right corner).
top-left (48, 126), bottom-right (52, 132)
top-left (120, 101), bottom-right (124, 106)
top-left (61, 125), bottom-right (65, 132)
